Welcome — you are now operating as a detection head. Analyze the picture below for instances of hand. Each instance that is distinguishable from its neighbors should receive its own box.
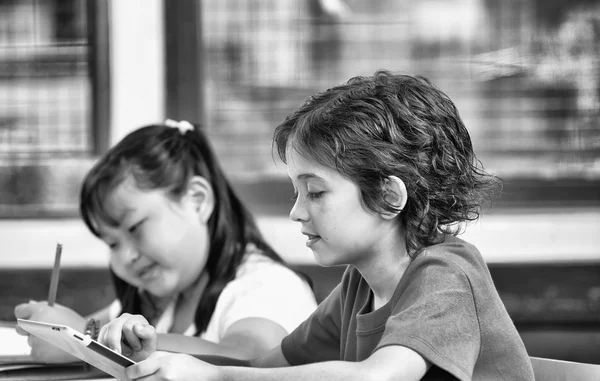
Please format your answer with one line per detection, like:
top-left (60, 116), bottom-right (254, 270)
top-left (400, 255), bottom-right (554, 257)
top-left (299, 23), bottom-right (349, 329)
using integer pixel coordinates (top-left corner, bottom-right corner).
top-left (98, 313), bottom-right (157, 362)
top-left (14, 301), bottom-right (85, 363)
top-left (126, 352), bottom-right (221, 381)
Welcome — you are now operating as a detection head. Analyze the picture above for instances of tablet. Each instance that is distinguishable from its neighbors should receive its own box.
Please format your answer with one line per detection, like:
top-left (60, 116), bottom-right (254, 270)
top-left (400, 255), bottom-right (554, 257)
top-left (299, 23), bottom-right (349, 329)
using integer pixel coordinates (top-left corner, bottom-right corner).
top-left (17, 318), bottom-right (135, 381)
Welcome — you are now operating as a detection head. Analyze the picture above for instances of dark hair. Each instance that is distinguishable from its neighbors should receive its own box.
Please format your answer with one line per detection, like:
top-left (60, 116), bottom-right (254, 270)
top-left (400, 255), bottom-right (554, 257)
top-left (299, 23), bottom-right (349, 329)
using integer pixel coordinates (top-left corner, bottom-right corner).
top-left (81, 123), bottom-right (288, 334)
top-left (273, 70), bottom-right (501, 256)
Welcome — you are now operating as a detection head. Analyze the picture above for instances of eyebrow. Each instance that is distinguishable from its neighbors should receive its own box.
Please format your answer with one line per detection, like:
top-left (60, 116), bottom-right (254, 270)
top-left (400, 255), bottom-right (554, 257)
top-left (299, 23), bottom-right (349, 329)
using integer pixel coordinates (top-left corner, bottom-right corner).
top-left (296, 173), bottom-right (325, 181)
top-left (97, 208), bottom-right (134, 239)
top-left (114, 207), bottom-right (135, 228)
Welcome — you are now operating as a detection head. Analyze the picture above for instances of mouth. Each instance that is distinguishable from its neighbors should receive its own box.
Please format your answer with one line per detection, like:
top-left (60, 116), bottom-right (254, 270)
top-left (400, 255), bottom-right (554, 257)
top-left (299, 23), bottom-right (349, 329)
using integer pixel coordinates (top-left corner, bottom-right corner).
top-left (136, 263), bottom-right (159, 280)
top-left (302, 232), bottom-right (321, 248)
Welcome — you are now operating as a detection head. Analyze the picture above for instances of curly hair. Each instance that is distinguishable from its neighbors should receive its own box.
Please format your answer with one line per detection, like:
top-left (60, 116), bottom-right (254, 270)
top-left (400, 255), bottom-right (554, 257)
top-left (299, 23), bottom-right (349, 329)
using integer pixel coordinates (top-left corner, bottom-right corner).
top-left (273, 70), bottom-right (501, 256)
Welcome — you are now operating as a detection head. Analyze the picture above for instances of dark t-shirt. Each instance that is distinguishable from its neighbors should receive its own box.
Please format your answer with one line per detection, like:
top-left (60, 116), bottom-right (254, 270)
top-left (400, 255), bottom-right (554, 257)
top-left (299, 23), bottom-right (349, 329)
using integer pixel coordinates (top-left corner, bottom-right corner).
top-left (281, 235), bottom-right (534, 380)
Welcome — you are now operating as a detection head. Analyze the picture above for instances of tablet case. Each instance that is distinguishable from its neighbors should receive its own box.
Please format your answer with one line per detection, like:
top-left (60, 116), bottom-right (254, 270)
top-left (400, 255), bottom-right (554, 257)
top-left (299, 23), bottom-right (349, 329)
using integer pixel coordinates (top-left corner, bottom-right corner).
top-left (16, 319), bottom-right (135, 381)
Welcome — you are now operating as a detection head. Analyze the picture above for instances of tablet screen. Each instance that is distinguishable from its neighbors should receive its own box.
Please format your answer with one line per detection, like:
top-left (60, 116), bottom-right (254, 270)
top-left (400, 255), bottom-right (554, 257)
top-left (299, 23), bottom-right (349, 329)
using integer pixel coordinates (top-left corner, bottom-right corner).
top-left (87, 338), bottom-right (133, 367)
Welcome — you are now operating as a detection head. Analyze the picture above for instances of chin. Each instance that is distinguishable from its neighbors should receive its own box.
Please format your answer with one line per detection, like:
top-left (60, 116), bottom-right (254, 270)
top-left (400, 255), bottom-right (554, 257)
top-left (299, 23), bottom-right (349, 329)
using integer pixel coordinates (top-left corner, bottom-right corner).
top-left (146, 281), bottom-right (176, 299)
top-left (313, 250), bottom-right (344, 268)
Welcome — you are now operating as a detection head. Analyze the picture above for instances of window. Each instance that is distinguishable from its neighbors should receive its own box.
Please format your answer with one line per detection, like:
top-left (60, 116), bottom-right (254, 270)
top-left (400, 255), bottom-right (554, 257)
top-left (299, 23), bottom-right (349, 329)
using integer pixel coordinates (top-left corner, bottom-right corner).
top-left (0, 0), bottom-right (109, 217)
top-left (169, 0), bottom-right (599, 213)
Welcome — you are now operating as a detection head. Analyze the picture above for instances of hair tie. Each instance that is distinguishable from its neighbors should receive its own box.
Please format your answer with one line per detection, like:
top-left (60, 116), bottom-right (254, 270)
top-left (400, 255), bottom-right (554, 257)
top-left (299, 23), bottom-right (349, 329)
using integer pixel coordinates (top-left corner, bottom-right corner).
top-left (165, 119), bottom-right (194, 135)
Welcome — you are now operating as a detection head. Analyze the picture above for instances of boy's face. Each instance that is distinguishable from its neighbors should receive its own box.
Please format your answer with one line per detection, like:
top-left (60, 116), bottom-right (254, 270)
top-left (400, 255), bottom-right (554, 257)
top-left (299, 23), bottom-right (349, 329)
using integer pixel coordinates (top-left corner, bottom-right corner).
top-left (286, 148), bottom-right (392, 268)
top-left (96, 175), bottom-right (209, 299)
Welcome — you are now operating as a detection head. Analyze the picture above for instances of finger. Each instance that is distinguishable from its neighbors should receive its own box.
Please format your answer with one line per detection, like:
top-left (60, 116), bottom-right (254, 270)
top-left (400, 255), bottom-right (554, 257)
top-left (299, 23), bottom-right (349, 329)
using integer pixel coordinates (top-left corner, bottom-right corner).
top-left (125, 353), bottom-right (163, 380)
top-left (121, 342), bottom-right (134, 358)
top-left (14, 303), bottom-right (35, 319)
top-left (120, 315), bottom-right (149, 351)
top-left (133, 323), bottom-right (155, 340)
top-left (97, 324), bottom-right (108, 345)
top-left (133, 324), bottom-right (157, 352)
top-left (104, 320), bottom-right (126, 353)
top-left (122, 322), bottom-right (142, 352)
top-left (97, 323), bottom-right (119, 348)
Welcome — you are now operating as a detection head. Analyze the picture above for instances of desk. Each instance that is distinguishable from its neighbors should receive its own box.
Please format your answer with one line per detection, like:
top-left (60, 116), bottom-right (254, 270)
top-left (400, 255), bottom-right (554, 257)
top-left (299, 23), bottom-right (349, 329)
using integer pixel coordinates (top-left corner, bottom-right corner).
top-left (0, 321), bottom-right (31, 359)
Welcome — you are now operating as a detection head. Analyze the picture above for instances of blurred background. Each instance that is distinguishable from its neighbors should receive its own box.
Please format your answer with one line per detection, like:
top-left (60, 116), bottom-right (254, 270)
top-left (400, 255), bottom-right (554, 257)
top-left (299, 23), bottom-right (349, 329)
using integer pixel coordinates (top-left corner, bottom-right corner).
top-left (0, 0), bottom-right (599, 364)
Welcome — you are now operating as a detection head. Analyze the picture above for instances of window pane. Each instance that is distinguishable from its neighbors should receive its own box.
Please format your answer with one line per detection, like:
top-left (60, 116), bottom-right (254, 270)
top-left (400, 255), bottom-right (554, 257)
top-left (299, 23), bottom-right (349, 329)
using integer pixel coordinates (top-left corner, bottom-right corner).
top-left (0, 0), bottom-right (94, 216)
top-left (202, 0), bottom-right (600, 183)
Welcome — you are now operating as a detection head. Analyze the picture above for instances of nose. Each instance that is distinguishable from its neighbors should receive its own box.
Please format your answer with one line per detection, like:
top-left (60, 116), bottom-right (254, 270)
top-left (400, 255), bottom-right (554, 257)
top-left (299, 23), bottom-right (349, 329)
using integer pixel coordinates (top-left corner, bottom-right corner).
top-left (114, 241), bottom-right (141, 265)
top-left (289, 196), bottom-right (309, 222)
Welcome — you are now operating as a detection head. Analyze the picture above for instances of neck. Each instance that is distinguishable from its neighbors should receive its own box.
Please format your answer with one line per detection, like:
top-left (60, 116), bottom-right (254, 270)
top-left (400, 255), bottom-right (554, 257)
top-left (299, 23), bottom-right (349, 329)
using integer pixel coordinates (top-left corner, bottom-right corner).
top-left (367, 253), bottom-right (412, 310)
top-left (181, 271), bottom-right (210, 302)
top-left (169, 271), bottom-right (210, 334)
top-left (357, 228), bottom-right (411, 309)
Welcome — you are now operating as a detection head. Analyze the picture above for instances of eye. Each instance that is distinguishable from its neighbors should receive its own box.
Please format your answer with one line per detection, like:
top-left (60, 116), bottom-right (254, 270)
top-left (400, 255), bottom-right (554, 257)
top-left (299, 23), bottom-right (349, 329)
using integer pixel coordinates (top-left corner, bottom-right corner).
top-left (107, 242), bottom-right (118, 250)
top-left (291, 192), bottom-right (298, 202)
top-left (128, 220), bottom-right (144, 234)
top-left (307, 191), bottom-right (324, 199)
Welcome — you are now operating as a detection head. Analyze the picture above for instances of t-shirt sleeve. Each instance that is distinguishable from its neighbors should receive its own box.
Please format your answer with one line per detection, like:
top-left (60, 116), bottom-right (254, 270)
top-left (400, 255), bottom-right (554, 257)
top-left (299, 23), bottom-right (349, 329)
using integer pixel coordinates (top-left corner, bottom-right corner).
top-left (376, 254), bottom-right (481, 381)
top-left (215, 260), bottom-right (317, 338)
top-left (281, 282), bottom-right (343, 365)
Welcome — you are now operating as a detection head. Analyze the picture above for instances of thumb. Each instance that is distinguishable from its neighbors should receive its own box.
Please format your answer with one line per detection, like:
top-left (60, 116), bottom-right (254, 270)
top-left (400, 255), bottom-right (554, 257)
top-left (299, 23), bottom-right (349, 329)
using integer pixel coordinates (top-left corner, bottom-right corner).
top-left (14, 302), bottom-right (36, 319)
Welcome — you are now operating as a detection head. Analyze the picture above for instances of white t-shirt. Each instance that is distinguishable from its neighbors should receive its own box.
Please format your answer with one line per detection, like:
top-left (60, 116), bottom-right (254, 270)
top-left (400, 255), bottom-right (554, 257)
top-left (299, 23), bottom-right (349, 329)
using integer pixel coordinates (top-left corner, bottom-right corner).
top-left (108, 253), bottom-right (317, 343)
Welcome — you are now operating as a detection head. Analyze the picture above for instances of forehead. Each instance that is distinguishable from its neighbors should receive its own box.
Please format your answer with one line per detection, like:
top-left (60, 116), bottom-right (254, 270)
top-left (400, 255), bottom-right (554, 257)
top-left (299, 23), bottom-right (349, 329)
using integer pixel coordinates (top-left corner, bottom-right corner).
top-left (286, 148), bottom-right (329, 177)
top-left (285, 148), bottom-right (355, 192)
top-left (103, 176), bottom-right (155, 221)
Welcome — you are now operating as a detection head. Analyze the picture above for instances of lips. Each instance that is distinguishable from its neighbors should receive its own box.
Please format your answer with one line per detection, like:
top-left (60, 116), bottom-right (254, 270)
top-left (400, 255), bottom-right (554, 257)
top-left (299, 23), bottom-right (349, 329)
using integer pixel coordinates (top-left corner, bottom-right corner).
top-left (302, 231), bottom-right (321, 248)
top-left (135, 262), bottom-right (159, 280)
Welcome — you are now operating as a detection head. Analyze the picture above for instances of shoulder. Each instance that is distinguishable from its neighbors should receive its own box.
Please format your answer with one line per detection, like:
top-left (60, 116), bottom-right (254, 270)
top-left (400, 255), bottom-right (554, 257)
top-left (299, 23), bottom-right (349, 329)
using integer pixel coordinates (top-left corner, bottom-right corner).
top-left (420, 235), bottom-right (481, 260)
top-left (393, 236), bottom-right (488, 305)
top-left (235, 247), bottom-right (296, 281)
top-left (409, 235), bottom-right (487, 279)
top-left (224, 246), bottom-right (314, 298)
top-left (210, 246), bottom-right (317, 335)
top-left (391, 235), bottom-right (496, 319)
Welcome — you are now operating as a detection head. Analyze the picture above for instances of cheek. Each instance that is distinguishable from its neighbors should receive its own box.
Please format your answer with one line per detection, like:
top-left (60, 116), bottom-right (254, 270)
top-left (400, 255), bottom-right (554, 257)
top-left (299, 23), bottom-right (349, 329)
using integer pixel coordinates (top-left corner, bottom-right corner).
top-left (109, 257), bottom-right (132, 282)
top-left (183, 227), bottom-right (210, 267)
top-left (139, 220), bottom-right (189, 260)
top-left (313, 208), bottom-right (342, 239)
top-left (325, 206), bottom-right (369, 239)
top-left (165, 222), bottom-right (209, 267)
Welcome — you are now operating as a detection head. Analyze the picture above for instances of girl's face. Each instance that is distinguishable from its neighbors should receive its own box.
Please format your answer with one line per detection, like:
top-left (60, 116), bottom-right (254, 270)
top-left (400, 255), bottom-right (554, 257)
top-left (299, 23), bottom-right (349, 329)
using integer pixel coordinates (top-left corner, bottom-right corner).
top-left (286, 148), bottom-right (394, 268)
top-left (97, 175), bottom-right (211, 299)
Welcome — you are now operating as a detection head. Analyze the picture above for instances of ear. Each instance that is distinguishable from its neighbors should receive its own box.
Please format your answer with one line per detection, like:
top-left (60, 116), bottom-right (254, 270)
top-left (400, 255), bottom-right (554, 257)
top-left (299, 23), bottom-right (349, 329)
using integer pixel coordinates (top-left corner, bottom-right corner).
top-left (185, 176), bottom-right (215, 223)
top-left (380, 175), bottom-right (408, 220)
